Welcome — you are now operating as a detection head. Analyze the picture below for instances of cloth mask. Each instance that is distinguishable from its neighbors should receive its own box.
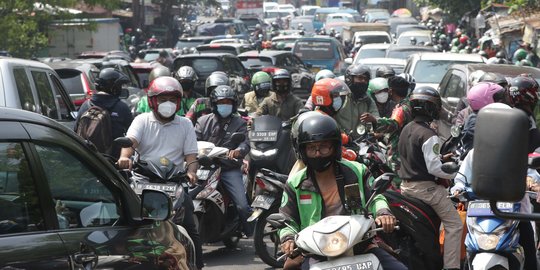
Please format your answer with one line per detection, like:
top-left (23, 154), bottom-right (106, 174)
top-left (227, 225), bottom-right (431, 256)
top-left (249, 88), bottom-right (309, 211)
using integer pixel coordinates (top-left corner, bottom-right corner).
top-left (374, 92), bottom-right (389, 103)
top-left (306, 156), bottom-right (334, 172)
top-left (158, 101), bottom-right (177, 118)
top-left (332, 96), bottom-right (343, 111)
top-left (350, 82), bottom-right (368, 100)
top-left (217, 104), bottom-right (233, 118)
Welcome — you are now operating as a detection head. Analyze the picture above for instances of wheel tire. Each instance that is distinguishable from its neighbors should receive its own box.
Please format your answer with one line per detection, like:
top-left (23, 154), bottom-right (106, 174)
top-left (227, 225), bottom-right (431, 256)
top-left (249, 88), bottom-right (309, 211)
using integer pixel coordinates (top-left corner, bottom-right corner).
top-left (253, 206), bottom-right (284, 268)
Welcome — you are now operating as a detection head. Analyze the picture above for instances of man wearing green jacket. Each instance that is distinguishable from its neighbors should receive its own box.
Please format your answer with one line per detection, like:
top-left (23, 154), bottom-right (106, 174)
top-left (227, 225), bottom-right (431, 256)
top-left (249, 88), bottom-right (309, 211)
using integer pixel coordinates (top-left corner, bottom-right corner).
top-left (279, 114), bottom-right (405, 270)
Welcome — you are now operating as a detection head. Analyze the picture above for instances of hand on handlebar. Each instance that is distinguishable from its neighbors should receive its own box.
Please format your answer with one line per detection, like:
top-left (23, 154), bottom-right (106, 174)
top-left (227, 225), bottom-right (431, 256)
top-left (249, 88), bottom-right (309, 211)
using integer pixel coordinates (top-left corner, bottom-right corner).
top-left (117, 157), bottom-right (132, 170)
top-left (281, 239), bottom-right (296, 256)
top-left (375, 214), bottom-right (397, 233)
top-left (228, 149), bottom-right (241, 160)
top-left (187, 171), bottom-right (198, 185)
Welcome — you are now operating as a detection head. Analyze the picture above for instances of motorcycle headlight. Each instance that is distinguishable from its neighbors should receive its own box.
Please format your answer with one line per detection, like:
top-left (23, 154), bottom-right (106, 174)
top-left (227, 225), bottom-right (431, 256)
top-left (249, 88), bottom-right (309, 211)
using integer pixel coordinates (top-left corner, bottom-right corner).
top-left (312, 223), bottom-right (351, 257)
top-left (250, 148), bottom-right (278, 157)
top-left (467, 217), bottom-right (514, 251)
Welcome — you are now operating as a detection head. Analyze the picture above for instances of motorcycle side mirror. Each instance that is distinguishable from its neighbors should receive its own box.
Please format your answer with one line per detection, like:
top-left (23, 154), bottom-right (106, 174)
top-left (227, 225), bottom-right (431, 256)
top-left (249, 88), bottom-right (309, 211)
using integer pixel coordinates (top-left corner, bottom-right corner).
top-left (344, 183), bottom-right (362, 212)
top-left (119, 88), bottom-right (131, 99)
top-left (450, 125), bottom-right (462, 138)
top-left (197, 155), bottom-right (212, 167)
top-left (114, 137), bottom-right (133, 148)
top-left (441, 162), bottom-right (459, 174)
top-left (356, 124), bottom-right (366, 135)
top-left (237, 108), bottom-right (248, 117)
top-left (372, 173), bottom-right (393, 195)
top-left (267, 213), bottom-right (288, 229)
top-left (529, 152), bottom-right (540, 169)
top-left (231, 132), bottom-right (246, 145)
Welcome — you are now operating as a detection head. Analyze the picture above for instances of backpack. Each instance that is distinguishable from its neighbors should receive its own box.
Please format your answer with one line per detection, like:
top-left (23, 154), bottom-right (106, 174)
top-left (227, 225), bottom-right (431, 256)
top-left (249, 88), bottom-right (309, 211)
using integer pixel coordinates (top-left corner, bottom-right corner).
top-left (76, 100), bottom-right (118, 153)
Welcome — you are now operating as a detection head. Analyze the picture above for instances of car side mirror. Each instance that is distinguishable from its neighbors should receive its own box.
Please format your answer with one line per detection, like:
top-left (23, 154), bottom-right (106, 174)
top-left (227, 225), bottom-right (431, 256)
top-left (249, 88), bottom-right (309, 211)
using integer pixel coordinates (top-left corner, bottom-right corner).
top-left (344, 58), bottom-right (353, 65)
top-left (141, 190), bottom-right (171, 221)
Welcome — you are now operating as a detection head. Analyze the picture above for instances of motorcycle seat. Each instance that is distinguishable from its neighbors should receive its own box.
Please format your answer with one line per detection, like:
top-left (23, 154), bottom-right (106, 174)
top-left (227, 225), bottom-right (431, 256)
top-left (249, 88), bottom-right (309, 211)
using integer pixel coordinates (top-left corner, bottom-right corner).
top-left (385, 190), bottom-right (440, 230)
top-left (259, 168), bottom-right (289, 183)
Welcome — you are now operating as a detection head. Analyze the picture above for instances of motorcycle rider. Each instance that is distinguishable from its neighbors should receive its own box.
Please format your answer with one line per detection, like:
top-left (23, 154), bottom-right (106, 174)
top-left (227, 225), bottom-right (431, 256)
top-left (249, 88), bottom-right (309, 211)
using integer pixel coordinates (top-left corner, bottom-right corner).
top-left (279, 113), bottom-right (406, 270)
top-left (302, 70), bottom-right (337, 111)
top-left (375, 66), bottom-right (395, 79)
top-left (241, 71), bottom-right (274, 114)
top-left (136, 65), bottom-right (173, 115)
top-left (397, 87), bottom-right (462, 270)
top-left (310, 78), bottom-right (350, 117)
top-left (186, 71), bottom-right (230, 125)
top-left (508, 75), bottom-right (540, 153)
top-left (368, 77), bottom-right (395, 118)
top-left (116, 76), bottom-right (204, 270)
top-left (256, 69), bottom-right (304, 121)
top-left (175, 66), bottom-right (201, 116)
top-left (336, 64), bottom-right (379, 136)
top-left (75, 68), bottom-right (133, 159)
top-left (194, 85), bottom-right (253, 237)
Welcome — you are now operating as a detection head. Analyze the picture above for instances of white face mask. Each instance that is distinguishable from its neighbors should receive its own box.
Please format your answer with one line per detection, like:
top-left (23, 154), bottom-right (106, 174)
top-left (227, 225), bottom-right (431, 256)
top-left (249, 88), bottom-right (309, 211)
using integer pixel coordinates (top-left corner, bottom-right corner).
top-left (158, 101), bottom-right (177, 118)
top-left (374, 92), bottom-right (389, 103)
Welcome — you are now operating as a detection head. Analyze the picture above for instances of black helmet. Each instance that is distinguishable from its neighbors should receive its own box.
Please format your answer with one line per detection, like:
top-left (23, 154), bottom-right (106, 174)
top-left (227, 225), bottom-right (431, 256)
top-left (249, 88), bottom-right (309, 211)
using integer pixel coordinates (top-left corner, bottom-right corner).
top-left (479, 72), bottom-right (509, 89)
top-left (175, 66), bottom-right (198, 90)
top-left (508, 76), bottom-right (539, 113)
top-left (148, 65), bottom-right (171, 83)
top-left (496, 50), bottom-right (506, 59)
top-left (96, 68), bottom-right (130, 95)
top-left (345, 64), bottom-right (371, 88)
top-left (375, 66), bottom-right (395, 78)
top-left (205, 71), bottom-right (229, 96)
top-left (296, 114), bottom-right (341, 170)
top-left (272, 69), bottom-right (292, 94)
top-left (409, 86), bottom-right (442, 120)
top-left (210, 85), bottom-right (238, 114)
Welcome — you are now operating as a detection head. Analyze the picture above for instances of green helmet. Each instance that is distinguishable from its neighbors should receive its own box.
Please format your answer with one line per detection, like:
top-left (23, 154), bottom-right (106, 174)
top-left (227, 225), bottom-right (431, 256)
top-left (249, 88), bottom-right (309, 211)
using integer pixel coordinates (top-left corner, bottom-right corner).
top-left (367, 77), bottom-right (389, 95)
top-left (276, 42), bottom-right (286, 50)
top-left (251, 71), bottom-right (272, 97)
top-left (452, 38), bottom-right (459, 47)
top-left (513, 48), bottom-right (528, 62)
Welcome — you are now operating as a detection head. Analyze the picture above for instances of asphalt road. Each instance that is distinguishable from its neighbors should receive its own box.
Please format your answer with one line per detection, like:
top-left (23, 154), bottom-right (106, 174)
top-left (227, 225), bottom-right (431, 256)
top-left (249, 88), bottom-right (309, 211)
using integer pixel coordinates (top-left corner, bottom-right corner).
top-left (202, 238), bottom-right (276, 270)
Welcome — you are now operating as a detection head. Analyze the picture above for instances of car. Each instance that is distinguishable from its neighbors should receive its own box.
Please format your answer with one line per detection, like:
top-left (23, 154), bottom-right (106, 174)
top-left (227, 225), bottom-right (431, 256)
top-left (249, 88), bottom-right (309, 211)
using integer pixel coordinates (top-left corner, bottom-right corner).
top-left (290, 16), bottom-right (316, 33)
top-left (210, 38), bottom-right (251, 45)
top-left (355, 57), bottom-right (406, 78)
top-left (396, 30), bottom-right (432, 46)
top-left (364, 11), bottom-right (390, 23)
top-left (300, 5), bottom-right (320, 16)
top-left (385, 44), bottom-right (436, 60)
top-left (237, 50), bottom-right (315, 99)
top-left (0, 107), bottom-right (196, 269)
top-left (352, 31), bottom-right (392, 47)
top-left (277, 4), bottom-right (296, 13)
top-left (196, 43), bottom-right (253, 56)
top-left (140, 48), bottom-right (175, 63)
top-left (387, 16), bottom-right (418, 36)
top-left (46, 60), bottom-right (100, 108)
top-left (238, 15), bottom-right (266, 36)
top-left (130, 62), bottom-right (156, 89)
top-left (351, 43), bottom-right (390, 61)
top-left (403, 52), bottom-right (485, 90)
top-left (292, 36), bottom-right (347, 76)
top-left (175, 36), bottom-right (214, 51)
top-left (313, 7), bottom-right (361, 31)
top-left (437, 63), bottom-right (540, 138)
top-left (0, 57), bottom-right (77, 127)
top-left (395, 24), bottom-right (429, 39)
top-left (173, 53), bottom-right (249, 96)
top-left (271, 34), bottom-right (304, 50)
top-left (195, 19), bottom-right (249, 41)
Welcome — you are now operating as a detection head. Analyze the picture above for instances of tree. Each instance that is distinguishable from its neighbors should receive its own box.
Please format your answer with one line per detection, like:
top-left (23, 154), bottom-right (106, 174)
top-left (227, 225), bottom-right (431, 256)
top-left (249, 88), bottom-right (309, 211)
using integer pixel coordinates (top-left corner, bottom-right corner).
top-left (412, 0), bottom-right (481, 22)
top-left (0, 0), bottom-right (121, 58)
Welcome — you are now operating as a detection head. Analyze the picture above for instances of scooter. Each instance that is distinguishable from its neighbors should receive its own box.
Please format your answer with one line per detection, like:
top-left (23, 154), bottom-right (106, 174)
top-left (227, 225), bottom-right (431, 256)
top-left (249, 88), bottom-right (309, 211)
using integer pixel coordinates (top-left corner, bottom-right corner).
top-left (267, 173), bottom-right (398, 270)
top-left (247, 168), bottom-right (288, 268)
top-left (247, 115), bottom-right (296, 201)
top-left (189, 133), bottom-right (247, 248)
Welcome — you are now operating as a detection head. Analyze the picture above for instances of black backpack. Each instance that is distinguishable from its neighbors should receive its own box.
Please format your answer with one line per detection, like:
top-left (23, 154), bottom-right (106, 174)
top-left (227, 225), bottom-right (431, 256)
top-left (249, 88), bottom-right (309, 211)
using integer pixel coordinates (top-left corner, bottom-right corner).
top-left (76, 100), bottom-right (118, 153)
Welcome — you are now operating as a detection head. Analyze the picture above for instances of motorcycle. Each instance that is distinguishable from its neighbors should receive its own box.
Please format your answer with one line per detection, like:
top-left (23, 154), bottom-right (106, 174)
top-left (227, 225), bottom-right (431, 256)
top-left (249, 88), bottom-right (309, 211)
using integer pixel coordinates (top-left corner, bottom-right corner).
top-left (189, 133), bottom-right (247, 248)
top-left (247, 168), bottom-right (288, 268)
top-left (267, 173), bottom-right (398, 270)
top-left (348, 123), bottom-right (393, 179)
top-left (247, 115), bottom-right (296, 201)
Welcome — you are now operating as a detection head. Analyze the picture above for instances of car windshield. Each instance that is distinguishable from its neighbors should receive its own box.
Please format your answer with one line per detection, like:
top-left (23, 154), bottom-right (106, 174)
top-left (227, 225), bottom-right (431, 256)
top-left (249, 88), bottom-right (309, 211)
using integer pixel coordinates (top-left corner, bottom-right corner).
top-left (356, 35), bottom-right (390, 44)
top-left (57, 71), bottom-right (85, 95)
top-left (197, 23), bottom-right (239, 36)
top-left (175, 40), bottom-right (206, 50)
top-left (176, 58), bottom-right (224, 77)
top-left (266, 11), bottom-right (292, 18)
top-left (413, 60), bottom-right (471, 83)
top-left (293, 40), bottom-right (335, 60)
top-left (143, 52), bottom-right (160, 62)
top-left (357, 48), bottom-right (387, 59)
top-left (387, 49), bottom-right (428, 59)
top-left (397, 35), bottom-right (431, 46)
top-left (198, 47), bottom-right (238, 55)
top-left (241, 19), bottom-right (259, 29)
top-left (239, 57), bottom-right (273, 68)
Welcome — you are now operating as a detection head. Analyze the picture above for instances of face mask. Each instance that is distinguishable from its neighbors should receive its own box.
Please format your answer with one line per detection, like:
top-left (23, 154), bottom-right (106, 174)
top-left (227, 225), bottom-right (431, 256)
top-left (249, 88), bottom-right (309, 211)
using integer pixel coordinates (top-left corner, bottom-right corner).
top-left (374, 92), bottom-right (389, 103)
top-left (305, 156), bottom-right (334, 172)
top-left (332, 96), bottom-right (343, 111)
top-left (216, 104), bottom-right (233, 118)
top-left (350, 82), bottom-right (368, 100)
top-left (158, 101), bottom-right (177, 118)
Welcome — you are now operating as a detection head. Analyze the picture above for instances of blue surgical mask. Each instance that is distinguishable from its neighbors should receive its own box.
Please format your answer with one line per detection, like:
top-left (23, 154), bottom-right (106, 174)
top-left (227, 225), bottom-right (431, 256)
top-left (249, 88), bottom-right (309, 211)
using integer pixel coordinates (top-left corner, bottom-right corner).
top-left (216, 104), bottom-right (233, 118)
top-left (332, 96), bottom-right (343, 111)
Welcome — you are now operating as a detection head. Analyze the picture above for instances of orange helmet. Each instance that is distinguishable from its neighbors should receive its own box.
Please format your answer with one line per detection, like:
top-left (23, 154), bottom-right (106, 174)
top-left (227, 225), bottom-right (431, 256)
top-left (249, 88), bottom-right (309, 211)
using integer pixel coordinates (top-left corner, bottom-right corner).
top-left (311, 78), bottom-right (350, 115)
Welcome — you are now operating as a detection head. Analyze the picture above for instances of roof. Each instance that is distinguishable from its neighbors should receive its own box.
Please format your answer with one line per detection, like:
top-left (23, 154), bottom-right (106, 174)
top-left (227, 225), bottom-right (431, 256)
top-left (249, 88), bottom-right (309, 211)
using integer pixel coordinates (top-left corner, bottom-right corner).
top-left (130, 62), bottom-right (156, 70)
top-left (464, 63), bottom-right (540, 78)
top-left (411, 52), bottom-right (485, 62)
top-left (176, 53), bottom-right (236, 58)
top-left (178, 36), bottom-right (215, 41)
top-left (358, 57), bottom-right (406, 65)
top-left (197, 43), bottom-right (250, 49)
top-left (0, 57), bottom-right (56, 70)
top-left (358, 43), bottom-right (391, 49)
top-left (398, 30), bottom-right (432, 37)
top-left (354, 31), bottom-right (390, 36)
top-left (238, 50), bottom-right (289, 57)
top-left (46, 60), bottom-right (99, 71)
top-left (387, 45), bottom-right (435, 51)
top-left (0, 107), bottom-right (67, 130)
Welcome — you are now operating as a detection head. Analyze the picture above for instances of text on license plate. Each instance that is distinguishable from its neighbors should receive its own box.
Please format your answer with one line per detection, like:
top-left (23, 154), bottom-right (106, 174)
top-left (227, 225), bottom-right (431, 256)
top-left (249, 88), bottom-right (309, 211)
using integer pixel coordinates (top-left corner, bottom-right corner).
top-left (322, 261), bottom-right (374, 270)
top-left (197, 169), bottom-right (210, 179)
top-left (251, 195), bottom-right (275, 208)
top-left (249, 130), bottom-right (278, 142)
top-left (137, 183), bottom-right (177, 192)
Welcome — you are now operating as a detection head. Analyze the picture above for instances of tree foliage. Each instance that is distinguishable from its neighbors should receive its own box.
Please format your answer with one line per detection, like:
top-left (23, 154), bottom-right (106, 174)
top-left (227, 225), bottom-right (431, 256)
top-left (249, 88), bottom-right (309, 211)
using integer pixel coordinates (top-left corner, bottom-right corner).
top-left (0, 0), bottom-right (121, 58)
top-left (412, 0), bottom-right (482, 21)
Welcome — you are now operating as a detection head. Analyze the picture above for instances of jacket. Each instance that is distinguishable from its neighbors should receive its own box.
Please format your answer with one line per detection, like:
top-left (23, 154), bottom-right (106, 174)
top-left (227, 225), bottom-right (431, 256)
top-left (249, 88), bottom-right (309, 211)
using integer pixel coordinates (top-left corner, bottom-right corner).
top-left (256, 92), bottom-right (304, 121)
top-left (278, 159), bottom-right (390, 242)
top-left (195, 113), bottom-right (250, 169)
top-left (241, 91), bottom-right (275, 114)
top-left (335, 94), bottom-right (379, 135)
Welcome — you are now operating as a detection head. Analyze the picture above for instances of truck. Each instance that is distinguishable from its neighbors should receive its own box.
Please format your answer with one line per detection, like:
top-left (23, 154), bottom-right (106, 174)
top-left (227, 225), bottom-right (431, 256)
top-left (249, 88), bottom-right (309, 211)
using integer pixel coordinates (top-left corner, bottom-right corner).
top-left (43, 18), bottom-right (122, 59)
top-left (235, 0), bottom-right (263, 17)
top-left (341, 22), bottom-right (390, 42)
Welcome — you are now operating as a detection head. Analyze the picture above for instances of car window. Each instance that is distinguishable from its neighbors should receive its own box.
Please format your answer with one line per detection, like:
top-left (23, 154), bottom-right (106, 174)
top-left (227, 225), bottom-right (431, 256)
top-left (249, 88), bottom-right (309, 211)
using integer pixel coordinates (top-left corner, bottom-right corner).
top-left (239, 57), bottom-right (274, 68)
top-left (291, 55), bottom-right (305, 67)
top-left (32, 70), bottom-right (59, 119)
top-left (57, 69), bottom-right (84, 95)
top-left (50, 75), bottom-right (72, 120)
top-left (283, 55), bottom-right (294, 66)
top-left (13, 68), bottom-right (38, 113)
top-left (0, 142), bottom-right (45, 235)
top-left (226, 58), bottom-right (246, 76)
top-left (444, 73), bottom-right (465, 99)
top-left (178, 58), bottom-right (224, 77)
top-left (412, 60), bottom-right (460, 84)
top-left (294, 40), bottom-right (335, 60)
top-left (34, 143), bottom-right (120, 229)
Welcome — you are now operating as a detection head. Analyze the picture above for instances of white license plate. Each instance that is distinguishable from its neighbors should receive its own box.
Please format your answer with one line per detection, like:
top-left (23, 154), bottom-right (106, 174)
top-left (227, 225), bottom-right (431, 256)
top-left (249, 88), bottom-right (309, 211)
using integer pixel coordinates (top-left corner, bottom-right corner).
top-left (251, 194), bottom-right (275, 209)
top-left (249, 130), bottom-right (278, 142)
top-left (137, 183), bottom-right (177, 192)
top-left (197, 169), bottom-right (210, 180)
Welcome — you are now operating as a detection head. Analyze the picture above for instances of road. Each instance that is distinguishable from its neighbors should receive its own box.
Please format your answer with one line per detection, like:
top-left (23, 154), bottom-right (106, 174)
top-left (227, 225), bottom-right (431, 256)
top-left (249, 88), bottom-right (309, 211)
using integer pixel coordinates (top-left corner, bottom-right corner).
top-left (202, 238), bottom-right (276, 270)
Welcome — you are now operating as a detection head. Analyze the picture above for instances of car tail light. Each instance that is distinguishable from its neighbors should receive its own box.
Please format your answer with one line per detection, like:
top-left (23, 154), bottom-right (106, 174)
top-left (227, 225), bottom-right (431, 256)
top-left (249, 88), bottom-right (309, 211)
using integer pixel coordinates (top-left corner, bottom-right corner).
top-left (262, 67), bottom-right (278, 75)
top-left (81, 73), bottom-right (93, 100)
top-left (333, 61), bottom-right (341, 74)
top-left (243, 74), bottom-right (250, 83)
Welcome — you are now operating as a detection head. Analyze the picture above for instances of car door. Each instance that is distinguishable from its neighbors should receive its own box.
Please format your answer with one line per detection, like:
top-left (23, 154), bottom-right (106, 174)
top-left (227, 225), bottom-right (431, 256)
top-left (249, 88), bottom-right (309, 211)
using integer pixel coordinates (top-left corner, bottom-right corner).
top-left (20, 123), bottom-right (194, 269)
top-left (438, 69), bottom-right (467, 138)
top-left (0, 122), bottom-right (69, 269)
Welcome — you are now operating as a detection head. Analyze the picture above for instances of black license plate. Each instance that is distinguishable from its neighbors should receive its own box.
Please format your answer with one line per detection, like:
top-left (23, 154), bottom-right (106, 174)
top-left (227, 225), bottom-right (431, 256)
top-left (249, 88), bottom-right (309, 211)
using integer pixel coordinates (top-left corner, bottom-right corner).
top-left (249, 130), bottom-right (278, 142)
top-left (137, 183), bottom-right (177, 192)
top-left (251, 194), bottom-right (275, 209)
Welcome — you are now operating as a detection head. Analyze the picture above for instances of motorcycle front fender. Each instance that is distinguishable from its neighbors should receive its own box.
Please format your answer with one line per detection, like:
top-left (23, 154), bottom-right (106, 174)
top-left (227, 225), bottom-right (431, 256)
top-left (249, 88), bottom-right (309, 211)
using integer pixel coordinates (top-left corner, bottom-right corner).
top-left (471, 253), bottom-right (509, 270)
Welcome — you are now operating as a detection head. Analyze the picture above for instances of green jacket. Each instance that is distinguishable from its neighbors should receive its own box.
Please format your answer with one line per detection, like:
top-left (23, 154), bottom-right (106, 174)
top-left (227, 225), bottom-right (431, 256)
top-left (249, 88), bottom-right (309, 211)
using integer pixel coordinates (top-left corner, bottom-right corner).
top-left (335, 95), bottom-right (379, 136)
top-left (136, 95), bottom-right (196, 116)
top-left (278, 159), bottom-right (390, 241)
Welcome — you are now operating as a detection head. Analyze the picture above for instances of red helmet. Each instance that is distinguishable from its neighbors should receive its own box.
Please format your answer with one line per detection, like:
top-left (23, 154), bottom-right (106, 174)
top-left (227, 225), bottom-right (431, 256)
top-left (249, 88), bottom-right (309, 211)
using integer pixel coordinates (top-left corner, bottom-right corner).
top-left (508, 76), bottom-right (539, 112)
top-left (459, 35), bottom-right (469, 44)
top-left (311, 78), bottom-right (350, 115)
top-left (147, 76), bottom-right (183, 113)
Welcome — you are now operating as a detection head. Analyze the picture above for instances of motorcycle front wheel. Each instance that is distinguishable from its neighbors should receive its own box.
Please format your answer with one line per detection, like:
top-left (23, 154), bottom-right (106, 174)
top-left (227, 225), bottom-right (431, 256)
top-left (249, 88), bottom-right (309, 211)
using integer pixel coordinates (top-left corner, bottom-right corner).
top-left (253, 206), bottom-right (284, 268)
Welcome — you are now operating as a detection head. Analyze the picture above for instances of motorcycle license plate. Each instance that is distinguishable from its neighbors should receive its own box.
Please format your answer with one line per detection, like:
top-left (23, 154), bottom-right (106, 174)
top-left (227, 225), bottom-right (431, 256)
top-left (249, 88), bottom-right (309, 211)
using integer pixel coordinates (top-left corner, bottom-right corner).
top-left (197, 169), bottom-right (210, 180)
top-left (251, 194), bottom-right (275, 209)
top-left (137, 183), bottom-right (177, 193)
top-left (315, 253), bottom-right (379, 270)
top-left (467, 201), bottom-right (519, 217)
top-left (249, 130), bottom-right (278, 142)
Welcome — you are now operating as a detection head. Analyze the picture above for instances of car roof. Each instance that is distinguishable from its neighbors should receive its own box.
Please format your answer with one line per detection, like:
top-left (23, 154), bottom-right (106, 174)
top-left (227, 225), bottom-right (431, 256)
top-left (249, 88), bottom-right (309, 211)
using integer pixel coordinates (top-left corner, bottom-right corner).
top-left (358, 43), bottom-right (391, 49)
top-left (354, 31), bottom-right (390, 36)
top-left (46, 60), bottom-right (100, 72)
top-left (238, 50), bottom-right (289, 57)
top-left (130, 62), bottom-right (156, 70)
top-left (398, 30), bottom-right (432, 37)
top-left (387, 44), bottom-right (435, 51)
top-left (198, 43), bottom-right (248, 49)
top-left (411, 52), bottom-right (484, 62)
top-left (178, 36), bottom-right (215, 41)
top-left (358, 57), bottom-right (406, 65)
top-left (176, 53), bottom-right (237, 58)
top-left (0, 106), bottom-right (70, 131)
top-left (0, 56), bottom-right (58, 70)
top-left (463, 63), bottom-right (540, 78)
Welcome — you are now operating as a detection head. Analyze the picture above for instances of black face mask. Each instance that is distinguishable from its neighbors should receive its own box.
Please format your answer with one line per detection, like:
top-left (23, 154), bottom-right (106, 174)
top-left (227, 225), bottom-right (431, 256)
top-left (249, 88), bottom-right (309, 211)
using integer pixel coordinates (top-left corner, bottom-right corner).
top-left (305, 156), bottom-right (334, 172)
top-left (275, 85), bottom-right (289, 94)
top-left (350, 82), bottom-right (369, 100)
